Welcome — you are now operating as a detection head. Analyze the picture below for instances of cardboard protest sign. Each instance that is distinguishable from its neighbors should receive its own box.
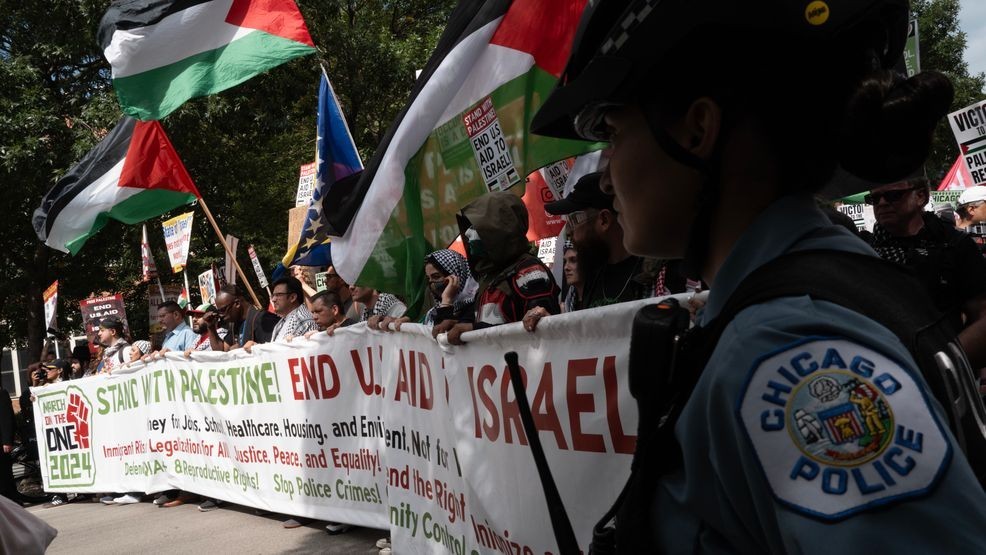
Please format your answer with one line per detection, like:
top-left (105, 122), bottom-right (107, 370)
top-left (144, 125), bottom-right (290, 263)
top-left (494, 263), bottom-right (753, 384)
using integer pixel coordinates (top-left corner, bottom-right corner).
top-left (198, 269), bottom-right (218, 305)
top-left (463, 96), bottom-right (520, 192)
top-left (248, 245), bottom-right (270, 289)
top-left (43, 281), bottom-right (58, 331)
top-left (948, 99), bottom-right (986, 187)
top-left (80, 295), bottom-right (129, 344)
top-left (295, 162), bottom-right (317, 207)
top-left (161, 212), bottom-right (194, 273)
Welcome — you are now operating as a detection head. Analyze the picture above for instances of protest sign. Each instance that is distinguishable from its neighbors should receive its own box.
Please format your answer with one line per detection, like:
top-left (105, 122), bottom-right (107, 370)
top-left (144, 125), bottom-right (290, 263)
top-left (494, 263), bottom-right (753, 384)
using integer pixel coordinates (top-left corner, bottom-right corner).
top-left (315, 271), bottom-right (329, 292)
top-left (150, 285), bottom-right (183, 335)
top-left (948, 99), bottom-right (986, 187)
top-left (537, 238), bottom-right (557, 267)
top-left (248, 245), bottom-right (270, 289)
top-left (43, 281), bottom-right (59, 331)
top-left (836, 203), bottom-right (876, 232)
top-left (162, 212), bottom-right (194, 273)
top-left (295, 162), bottom-right (317, 207)
top-left (34, 299), bottom-right (655, 553)
top-left (901, 19), bottom-right (920, 78)
top-left (80, 295), bottom-right (129, 344)
top-left (463, 96), bottom-right (520, 192)
top-left (198, 269), bottom-right (218, 305)
top-left (523, 171), bottom-right (566, 242)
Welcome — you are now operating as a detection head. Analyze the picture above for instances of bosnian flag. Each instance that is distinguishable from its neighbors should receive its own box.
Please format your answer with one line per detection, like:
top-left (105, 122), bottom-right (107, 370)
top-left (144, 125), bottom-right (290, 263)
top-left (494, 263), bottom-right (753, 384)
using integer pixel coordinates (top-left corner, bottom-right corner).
top-left (33, 117), bottom-right (201, 254)
top-left (329, 0), bottom-right (598, 312)
top-left (99, 0), bottom-right (315, 121)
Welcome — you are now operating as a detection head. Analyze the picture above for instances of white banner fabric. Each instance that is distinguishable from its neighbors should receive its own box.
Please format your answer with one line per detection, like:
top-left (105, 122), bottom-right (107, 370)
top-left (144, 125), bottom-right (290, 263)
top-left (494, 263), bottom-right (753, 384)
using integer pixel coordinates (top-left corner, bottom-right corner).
top-left (33, 299), bottom-right (660, 553)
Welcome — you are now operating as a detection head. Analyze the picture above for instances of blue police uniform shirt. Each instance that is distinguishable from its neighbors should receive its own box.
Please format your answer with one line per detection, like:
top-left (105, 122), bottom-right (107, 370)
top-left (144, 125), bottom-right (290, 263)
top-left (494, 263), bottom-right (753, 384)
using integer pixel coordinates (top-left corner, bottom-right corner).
top-left (653, 194), bottom-right (986, 553)
top-left (162, 321), bottom-right (199, 352)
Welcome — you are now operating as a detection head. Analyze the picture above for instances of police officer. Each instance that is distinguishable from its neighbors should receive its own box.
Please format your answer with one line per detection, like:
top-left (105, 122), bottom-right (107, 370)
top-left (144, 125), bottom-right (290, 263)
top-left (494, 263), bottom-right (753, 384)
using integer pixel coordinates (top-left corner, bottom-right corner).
top-left (533, 0), bottom-right (986, 552)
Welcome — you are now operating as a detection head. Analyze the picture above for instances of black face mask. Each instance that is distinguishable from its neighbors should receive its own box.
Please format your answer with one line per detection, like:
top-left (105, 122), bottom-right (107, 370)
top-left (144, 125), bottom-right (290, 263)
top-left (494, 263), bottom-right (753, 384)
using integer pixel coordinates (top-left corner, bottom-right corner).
top-left (429, 279), bottom-right (447, 298)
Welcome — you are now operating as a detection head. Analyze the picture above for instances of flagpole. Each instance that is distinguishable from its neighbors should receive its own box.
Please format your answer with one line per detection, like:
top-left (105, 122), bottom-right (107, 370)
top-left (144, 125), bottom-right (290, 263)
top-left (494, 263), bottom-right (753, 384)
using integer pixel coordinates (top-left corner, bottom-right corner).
top-left (196, 197), bottom-right (263, 309)
top-left (183, 269), bottom-right (193, 326)
top-left (155, 276), bottom-right (167, 302)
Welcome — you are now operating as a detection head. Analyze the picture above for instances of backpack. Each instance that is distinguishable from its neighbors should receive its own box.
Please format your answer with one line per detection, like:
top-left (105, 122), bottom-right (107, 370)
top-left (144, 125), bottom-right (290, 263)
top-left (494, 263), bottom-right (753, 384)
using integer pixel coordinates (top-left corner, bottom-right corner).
top-left (516, 249), bottom-right (986, 554)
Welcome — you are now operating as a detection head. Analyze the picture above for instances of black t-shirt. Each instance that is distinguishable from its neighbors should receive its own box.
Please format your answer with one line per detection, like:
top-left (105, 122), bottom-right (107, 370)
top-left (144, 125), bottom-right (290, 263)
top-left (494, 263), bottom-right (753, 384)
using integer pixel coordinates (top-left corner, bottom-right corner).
top-left (238, 307), bottom-right (281, 345)
top-left (874, 212), bottom-right (986, 320)
top-left (581, 256), bottom-right (650, 309)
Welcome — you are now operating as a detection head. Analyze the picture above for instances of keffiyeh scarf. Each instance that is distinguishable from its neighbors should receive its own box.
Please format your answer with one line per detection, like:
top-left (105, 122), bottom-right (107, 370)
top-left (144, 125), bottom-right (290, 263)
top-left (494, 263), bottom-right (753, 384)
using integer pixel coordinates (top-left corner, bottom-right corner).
top-left (423, 249), bottom-right (479, 325)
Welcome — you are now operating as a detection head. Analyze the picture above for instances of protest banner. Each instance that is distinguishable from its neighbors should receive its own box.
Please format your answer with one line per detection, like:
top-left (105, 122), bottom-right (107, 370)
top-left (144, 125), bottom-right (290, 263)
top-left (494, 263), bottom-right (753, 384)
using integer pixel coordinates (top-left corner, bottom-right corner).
top-left (537, 238), bottom-right (557, 267)
top-left (248, 245), bottom-right (270, 289)
top-left (43, 281), bottom-right (58, 331)
top-left (150, 285), bottom-right (184, 335)
top-left (295, 162), bottom-right (318, 207)
top-left (523, 171), bottom-right (566, 242)
top-left (162, 212), bottom-right (194, 273)
top-left (198, 269), bottom-right (218, 305)
top-left (836, 203), bottom-right (876, 232)
top-left (80, 295), bottom-right (129, 344)
top-left (34, 298), bottom-right (656, 553)
top-left (948, 98), bottom-right (986, 187)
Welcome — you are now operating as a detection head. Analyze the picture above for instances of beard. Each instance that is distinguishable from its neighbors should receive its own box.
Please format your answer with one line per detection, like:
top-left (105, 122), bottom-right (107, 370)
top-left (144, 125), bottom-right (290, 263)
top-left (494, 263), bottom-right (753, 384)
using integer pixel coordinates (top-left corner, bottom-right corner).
top-left (572, 232), bottom-right (609, 277)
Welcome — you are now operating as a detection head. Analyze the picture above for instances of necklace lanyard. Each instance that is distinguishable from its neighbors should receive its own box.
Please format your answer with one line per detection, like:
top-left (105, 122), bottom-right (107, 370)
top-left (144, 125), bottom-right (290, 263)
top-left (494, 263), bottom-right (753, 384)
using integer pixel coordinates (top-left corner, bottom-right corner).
top-left (593, 258), bottom-right (640, 304)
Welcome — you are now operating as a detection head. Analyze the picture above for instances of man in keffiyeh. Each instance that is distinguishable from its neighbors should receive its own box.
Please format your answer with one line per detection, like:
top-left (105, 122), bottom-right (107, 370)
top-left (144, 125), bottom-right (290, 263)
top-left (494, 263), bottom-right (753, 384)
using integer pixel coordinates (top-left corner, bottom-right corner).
top-left (869, 177), bottom-right (986, 368)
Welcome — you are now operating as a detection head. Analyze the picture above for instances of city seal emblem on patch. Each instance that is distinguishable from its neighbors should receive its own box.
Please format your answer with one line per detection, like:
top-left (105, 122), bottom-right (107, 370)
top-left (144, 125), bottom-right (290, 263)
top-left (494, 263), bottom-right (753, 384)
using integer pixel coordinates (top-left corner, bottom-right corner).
top-left (738, 338), bottom-right (950, 520)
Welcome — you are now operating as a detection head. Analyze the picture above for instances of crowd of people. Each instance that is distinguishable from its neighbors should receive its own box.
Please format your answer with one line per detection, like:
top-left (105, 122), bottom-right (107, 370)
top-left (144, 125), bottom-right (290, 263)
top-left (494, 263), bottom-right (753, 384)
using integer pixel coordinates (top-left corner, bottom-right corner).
top-left (6, 0), bottom-right (986, 551)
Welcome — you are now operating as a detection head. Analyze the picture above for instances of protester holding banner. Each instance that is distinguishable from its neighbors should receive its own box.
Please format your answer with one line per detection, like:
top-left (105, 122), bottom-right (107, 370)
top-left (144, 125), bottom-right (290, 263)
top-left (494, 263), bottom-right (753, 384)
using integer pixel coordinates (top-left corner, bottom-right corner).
top-left (156, 301), bottom-right (199, 354)
top-left (95, 317), bottom-right (130, 375)
top-left (306, 291), bottom-right (357, 338)
top-left (526, 171), bottom-right (670, 331)
top-left (444, 192), bottom-right (561, 344)
top-left (212, 285), bottom-right (280, 351)
top-left (270, 276), bottom-right (318, 342)
top-left (532, 0), bottom-right (986, 551)
top-left (869, 176), bottom-right (986, 369)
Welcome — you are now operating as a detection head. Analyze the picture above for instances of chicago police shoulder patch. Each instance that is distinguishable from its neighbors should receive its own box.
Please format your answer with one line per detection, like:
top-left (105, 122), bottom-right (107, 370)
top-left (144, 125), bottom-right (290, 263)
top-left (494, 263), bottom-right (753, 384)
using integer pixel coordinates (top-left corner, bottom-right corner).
top-left (737, 337), bottom-right (951, 520)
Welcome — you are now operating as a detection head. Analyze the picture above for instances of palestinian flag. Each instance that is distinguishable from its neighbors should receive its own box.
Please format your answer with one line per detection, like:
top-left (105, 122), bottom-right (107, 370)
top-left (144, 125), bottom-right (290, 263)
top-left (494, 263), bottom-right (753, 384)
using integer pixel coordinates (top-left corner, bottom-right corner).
top-left (329, 0), bottom-right (598, 313)
top-left (33, 117), bottom-right (201, 254)
top-left (99, 0), bottom-right (315, 120)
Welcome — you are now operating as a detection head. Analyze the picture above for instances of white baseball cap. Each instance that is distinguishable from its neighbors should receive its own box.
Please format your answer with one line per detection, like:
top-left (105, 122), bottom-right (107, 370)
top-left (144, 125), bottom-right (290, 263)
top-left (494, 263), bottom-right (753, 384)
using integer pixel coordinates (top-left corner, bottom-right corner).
top-left (958, 186), bottom-right (986, 206)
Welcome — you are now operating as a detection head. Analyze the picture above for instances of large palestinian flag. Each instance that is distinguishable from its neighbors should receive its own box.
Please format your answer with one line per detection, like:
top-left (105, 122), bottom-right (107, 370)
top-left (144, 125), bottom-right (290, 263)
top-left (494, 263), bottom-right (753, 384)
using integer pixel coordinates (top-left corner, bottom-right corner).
top-left (99, 0), bottom-right (315, 120)
top-left (329, 0), bottom-right (598, 313)
top-left (33, 117), bottom-right (200, 254)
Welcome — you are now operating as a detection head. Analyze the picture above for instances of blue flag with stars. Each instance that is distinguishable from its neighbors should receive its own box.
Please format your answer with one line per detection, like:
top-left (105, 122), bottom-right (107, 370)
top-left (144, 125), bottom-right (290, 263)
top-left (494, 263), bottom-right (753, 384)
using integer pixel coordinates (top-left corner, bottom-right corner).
top-left (281, 70), bottom-right (362, 270)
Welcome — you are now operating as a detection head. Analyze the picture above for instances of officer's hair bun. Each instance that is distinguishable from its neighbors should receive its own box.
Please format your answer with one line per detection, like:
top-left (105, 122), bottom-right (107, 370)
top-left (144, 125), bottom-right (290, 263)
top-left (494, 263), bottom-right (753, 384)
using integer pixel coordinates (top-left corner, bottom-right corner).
top-left (839, 70), bottom-right (954, 183)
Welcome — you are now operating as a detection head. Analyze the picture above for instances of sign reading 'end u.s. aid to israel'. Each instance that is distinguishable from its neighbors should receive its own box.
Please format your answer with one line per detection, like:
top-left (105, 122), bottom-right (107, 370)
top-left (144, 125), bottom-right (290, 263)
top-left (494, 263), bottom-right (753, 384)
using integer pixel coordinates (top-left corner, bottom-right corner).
top-left (738, 338), bottom-right (949, 520)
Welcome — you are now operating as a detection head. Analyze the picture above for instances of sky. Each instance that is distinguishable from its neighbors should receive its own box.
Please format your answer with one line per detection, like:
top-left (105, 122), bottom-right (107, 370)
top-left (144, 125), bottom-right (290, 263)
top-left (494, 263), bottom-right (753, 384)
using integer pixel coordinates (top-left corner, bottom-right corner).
top-left (959, 1), bottom-right (986, 77)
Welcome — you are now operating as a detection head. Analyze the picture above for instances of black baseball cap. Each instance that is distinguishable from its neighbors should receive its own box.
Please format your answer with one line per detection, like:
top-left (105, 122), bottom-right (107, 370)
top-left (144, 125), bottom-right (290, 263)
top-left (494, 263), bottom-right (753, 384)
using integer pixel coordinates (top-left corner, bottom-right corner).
top-left (544, 172), bottom-right (614, 215)
top-left (99, 316), bottom-right (124, 333)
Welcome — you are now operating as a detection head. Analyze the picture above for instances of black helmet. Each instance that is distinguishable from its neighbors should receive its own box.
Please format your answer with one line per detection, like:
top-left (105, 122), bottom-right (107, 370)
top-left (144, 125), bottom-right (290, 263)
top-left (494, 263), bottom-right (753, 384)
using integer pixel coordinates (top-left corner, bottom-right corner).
top-left (532, 0), bottom-right (910, 141)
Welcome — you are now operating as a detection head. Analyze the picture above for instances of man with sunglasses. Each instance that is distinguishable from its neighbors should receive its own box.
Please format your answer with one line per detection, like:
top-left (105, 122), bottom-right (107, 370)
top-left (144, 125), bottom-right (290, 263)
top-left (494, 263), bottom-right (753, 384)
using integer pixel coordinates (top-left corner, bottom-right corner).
top-left (547, 172), bottom-right (671, 309)
top-left (869, 177), bottom-right (986, 368)
top-left (206, 285), bottom-right (280, 351)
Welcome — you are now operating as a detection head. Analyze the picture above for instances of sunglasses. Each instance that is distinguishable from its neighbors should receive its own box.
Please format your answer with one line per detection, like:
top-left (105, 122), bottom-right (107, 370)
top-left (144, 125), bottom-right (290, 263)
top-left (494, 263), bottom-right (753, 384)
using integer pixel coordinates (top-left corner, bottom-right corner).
top-left (565, 210), bottom-right (598, 232)
top-left (863, 186), bottom-right (921, 205)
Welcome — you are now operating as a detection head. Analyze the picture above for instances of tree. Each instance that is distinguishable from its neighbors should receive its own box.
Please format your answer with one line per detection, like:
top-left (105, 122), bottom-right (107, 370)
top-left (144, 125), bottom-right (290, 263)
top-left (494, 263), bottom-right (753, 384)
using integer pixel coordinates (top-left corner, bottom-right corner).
top-left (1, 0), bottom-right (454, 362)
top-left (912, 0), bottom-right (986, 181)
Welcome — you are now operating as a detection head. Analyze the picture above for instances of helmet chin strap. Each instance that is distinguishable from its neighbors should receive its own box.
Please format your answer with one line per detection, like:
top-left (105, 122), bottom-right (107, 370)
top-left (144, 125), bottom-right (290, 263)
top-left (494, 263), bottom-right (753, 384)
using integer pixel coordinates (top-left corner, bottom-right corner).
top-left (641, 104), bottom-right (722, 282)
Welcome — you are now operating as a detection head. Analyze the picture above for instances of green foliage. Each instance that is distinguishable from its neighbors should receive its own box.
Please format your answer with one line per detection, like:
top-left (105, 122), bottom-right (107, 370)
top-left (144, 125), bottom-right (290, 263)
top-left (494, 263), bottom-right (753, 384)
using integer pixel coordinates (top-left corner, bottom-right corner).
top-left (1, 0), bottom-right (453, 358)
top-left (912, 0), bottom-right (986, 180)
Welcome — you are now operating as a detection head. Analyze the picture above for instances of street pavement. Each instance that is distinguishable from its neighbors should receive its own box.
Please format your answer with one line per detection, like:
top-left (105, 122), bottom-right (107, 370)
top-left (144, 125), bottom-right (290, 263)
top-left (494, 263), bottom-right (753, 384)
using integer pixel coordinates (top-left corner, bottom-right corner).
top-left (27, 498), bottom-right (387, 554)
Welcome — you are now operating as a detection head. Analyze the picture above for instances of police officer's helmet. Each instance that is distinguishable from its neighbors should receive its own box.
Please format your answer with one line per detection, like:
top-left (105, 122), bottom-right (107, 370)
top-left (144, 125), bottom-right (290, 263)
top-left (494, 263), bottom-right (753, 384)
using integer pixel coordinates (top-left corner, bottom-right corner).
top-left (532, 0), bottom-right (910, 142)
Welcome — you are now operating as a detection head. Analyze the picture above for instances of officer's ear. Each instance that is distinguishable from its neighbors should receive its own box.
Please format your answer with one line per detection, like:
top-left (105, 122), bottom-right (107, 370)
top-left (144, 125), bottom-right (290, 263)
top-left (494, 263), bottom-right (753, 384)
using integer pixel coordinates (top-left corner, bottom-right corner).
top-left (682, 97), bottom-right (722, 160)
